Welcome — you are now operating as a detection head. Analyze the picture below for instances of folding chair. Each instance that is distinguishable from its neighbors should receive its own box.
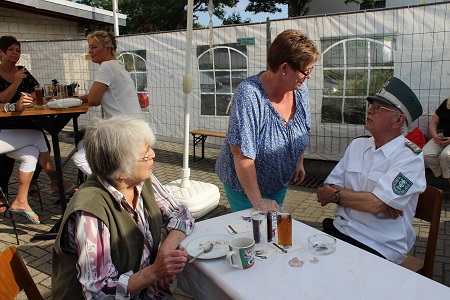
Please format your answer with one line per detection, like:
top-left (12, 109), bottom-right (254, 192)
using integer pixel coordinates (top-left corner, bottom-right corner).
top-left (0, 246), bottom-right (43, 300)
top-left (0, 186), bottom-right (19, 245)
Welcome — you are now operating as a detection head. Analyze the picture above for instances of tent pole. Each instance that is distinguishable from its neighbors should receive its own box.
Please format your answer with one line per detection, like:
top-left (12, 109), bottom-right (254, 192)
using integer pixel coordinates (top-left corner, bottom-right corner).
top-left (180, 0), bottom-right (194, 188)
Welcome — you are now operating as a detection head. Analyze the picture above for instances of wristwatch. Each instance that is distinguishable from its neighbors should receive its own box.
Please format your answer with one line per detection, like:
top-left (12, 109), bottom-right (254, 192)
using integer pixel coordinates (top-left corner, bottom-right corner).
top-left (331, 190), bottom-right (341, 205)
top-left (9, 103), bottom-right (15, 112)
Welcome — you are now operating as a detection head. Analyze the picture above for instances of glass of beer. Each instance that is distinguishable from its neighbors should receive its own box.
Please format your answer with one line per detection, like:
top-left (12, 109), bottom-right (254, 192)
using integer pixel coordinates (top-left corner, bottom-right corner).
top-left (277, 205), bottom-right (292, 249)
top-left (34, 84), bottom-right (44, 106)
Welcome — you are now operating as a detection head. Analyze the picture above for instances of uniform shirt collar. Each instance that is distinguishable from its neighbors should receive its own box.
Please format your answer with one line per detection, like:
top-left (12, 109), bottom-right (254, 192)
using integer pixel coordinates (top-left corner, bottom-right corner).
top-left (366, 135), bottom-right (404, 158)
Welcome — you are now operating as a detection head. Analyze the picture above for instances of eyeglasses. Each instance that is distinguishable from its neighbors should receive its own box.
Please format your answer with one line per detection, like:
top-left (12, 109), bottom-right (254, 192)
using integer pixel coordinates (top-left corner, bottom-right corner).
top-left (368, 103), bottom-right (399, 113)
top-left (299, 66), bottom-right (313, 77)
top-left (136, 153), bottom-right (152, 162)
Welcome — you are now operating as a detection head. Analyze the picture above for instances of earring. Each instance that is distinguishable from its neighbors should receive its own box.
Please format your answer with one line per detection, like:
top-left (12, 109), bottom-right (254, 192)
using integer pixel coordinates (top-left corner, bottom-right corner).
top-left (282, 73), bottom-right (286, 76)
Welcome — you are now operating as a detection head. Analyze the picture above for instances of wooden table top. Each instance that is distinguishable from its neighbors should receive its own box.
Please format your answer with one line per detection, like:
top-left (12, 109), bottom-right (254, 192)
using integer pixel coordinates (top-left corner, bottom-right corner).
top-left (0, 102), bottom-right (91, 118)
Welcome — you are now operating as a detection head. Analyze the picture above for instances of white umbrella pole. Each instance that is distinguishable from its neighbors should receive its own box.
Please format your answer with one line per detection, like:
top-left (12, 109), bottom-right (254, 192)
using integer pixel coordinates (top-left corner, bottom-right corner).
top-left (112, 0), bottom-right (119, 36)
top-left (180, 0), bottom-right (194, 188)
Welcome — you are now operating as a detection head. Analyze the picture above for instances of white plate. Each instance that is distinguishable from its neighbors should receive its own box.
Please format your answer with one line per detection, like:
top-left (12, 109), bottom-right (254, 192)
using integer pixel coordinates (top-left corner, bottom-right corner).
top-left (186, 234), bottom-right (233, 260)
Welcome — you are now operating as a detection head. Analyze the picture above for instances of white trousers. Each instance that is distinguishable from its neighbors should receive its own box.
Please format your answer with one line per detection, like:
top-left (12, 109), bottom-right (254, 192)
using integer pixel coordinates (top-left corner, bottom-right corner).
top-left (72, 139), bottom-right (92, 175)
top-left (423, 138), bottom-right (450, 178)
top-left (0, 129), bottom-right (48, 173)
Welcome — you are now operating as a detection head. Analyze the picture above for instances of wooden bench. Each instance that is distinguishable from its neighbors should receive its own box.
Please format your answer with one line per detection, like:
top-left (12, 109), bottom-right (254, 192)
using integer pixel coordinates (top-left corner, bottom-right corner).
top-left (190, 130), bottom-right (226, 161)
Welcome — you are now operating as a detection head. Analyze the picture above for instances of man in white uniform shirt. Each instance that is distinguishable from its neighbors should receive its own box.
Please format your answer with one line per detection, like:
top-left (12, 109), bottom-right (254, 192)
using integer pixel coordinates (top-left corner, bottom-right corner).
top-left (317, 77), bottom-right (426, 264)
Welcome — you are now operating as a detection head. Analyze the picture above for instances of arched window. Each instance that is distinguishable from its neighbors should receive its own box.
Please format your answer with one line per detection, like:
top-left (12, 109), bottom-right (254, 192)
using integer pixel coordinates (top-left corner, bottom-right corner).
top-left (118, 51), bottom-right (148, 105)
top-left (321, 37), bottom-right (395, 124)
top-left (197, 45), bottom-right (248, 116)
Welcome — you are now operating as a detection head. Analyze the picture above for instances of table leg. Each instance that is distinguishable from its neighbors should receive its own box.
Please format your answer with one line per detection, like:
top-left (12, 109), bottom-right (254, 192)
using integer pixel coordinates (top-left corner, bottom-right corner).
top-left (31, 115), bottom-right (80, 241)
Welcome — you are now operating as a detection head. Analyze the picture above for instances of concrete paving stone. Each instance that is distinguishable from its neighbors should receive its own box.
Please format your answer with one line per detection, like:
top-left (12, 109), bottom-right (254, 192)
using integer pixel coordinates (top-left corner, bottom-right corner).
top-left (1, 127), bottom-right (450, 298)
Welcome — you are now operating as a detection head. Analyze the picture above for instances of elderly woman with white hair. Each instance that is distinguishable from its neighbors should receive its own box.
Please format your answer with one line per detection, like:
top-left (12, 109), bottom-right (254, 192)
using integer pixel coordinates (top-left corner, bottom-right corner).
top-left (52, 115), bottom-right (195, 299)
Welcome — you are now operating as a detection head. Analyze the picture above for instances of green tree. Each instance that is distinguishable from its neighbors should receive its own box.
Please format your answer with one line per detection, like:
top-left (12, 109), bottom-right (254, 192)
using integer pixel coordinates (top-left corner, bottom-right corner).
top-left (246, 0), bottom-right (377, 17)
top-left (222, 12), bottom-right (251, 25)
top-left (73, 0), bottom-right (239, 33)
top-left (74, 0), bottom-right (378, 33)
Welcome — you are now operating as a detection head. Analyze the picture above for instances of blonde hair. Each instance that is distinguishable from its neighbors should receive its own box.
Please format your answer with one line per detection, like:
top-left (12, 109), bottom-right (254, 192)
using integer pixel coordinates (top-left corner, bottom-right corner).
top-left (87, 30), bottom-right (117, 57)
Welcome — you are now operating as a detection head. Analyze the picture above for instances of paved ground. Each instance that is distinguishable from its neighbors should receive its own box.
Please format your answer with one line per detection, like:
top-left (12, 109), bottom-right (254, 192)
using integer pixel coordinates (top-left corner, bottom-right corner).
top-left (1, 127), bottom-right (450, 299)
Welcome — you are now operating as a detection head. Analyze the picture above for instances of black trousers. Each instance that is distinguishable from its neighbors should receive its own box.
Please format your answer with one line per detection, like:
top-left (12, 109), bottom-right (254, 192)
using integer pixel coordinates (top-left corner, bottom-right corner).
top-left (322, 217), bottom-right (386, 259)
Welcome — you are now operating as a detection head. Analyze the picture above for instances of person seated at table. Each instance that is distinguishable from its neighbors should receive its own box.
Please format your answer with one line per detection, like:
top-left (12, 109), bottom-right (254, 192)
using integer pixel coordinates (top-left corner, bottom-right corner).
top-left (0, 35), bottom-right (76, 197)
top-left (316, 77), bottom-right (426, 264)
top-left (422, 97), bottom-right (450, 183)
top-left (74, 30), bottom-right (142, 175)
top-left (0, 94), bottom-right (72, 224)
top-left (52, 115), bottom-right (194, 299)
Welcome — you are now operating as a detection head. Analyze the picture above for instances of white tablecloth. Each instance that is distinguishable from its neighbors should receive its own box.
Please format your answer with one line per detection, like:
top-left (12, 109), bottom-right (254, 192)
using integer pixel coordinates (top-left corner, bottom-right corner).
top-left (177, 209), bottom-right (450, 300)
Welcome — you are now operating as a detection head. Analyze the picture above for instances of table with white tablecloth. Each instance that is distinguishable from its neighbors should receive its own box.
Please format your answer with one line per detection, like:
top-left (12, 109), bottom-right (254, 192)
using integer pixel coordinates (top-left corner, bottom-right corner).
top-left (177, 209), bottom-right (450, 300)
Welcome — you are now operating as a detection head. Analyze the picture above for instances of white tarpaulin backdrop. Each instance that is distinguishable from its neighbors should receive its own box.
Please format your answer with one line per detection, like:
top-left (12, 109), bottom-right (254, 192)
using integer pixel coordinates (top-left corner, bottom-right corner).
top-left (19, 2), bottom-right (450, 161)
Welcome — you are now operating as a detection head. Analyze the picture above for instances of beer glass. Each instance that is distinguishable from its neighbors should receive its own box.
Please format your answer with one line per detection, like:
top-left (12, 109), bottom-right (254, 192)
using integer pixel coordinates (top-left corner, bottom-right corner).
top-left (277, 205), bottom-right (292, 249)
top-left (34, 84), bottom-right (43, 106)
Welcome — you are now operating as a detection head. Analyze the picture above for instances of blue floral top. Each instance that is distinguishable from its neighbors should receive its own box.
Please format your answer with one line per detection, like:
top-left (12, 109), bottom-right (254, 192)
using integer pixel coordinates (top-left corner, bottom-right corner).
top-left (215, 71), bottom-right (311, 195)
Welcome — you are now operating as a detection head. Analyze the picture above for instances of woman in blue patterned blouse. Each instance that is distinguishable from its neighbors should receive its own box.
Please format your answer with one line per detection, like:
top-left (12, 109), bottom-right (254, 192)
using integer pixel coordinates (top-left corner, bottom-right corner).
top-left (216, 29), bottom-right (320, 212)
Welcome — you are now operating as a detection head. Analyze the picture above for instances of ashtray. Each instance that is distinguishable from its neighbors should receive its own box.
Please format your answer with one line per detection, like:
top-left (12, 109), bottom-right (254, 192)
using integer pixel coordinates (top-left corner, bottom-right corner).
top-left (307, 234), bottom-right (336, 255)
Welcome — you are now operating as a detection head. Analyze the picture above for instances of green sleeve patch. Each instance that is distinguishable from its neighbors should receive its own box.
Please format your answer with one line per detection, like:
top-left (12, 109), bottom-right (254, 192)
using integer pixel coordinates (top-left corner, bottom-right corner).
top-left (392, 172), bottom-right (413, 195)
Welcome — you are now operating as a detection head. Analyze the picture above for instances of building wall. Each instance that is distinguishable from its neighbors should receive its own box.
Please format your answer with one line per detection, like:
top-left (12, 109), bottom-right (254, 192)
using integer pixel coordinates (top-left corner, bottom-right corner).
top-left (0, 7), bottom-right (85, 40)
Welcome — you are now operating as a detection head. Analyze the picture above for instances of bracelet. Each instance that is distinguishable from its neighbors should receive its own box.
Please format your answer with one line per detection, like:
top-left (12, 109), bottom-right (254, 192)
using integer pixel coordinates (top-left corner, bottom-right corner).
top-left (3, 103), bottom-right (10, 112)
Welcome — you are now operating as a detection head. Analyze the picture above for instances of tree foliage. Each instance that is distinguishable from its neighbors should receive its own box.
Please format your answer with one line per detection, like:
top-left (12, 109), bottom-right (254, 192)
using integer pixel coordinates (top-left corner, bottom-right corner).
top-left (73, 0), bottom-right (238, 34)
top-left (73, 0), bottom-right (378, 33)
top-left (245, 0), bottom-right (376, 18)
top-left (223, 12), bottom-right (251, 25)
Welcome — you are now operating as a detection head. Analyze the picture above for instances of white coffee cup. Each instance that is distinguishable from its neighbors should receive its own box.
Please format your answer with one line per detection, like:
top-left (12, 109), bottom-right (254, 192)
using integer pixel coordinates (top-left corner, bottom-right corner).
top-left (226, 237), bottom-right (255, 269)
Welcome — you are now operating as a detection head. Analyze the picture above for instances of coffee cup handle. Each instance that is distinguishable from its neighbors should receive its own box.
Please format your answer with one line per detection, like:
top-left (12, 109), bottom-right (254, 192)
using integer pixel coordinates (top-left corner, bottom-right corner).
top-left (226, 251), bottom-right (238, 268)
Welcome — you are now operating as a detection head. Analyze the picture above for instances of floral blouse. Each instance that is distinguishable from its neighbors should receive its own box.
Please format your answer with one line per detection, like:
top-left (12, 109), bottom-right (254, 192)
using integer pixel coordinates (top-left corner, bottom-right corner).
top-left (60, 174), bottom-right (195, 299)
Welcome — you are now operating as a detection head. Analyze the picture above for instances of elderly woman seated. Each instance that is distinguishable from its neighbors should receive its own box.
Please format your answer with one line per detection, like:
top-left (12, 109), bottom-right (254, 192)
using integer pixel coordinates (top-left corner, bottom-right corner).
top-left (52, 115), bottom-right (195, 299)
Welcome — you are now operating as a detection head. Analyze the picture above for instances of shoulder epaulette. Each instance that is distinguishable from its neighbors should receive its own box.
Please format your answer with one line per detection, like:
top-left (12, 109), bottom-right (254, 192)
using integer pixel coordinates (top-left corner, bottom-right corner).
top-left (353, 135), bottom-right (371, 140)
top-left (404, 140), bottom-right (422, 154)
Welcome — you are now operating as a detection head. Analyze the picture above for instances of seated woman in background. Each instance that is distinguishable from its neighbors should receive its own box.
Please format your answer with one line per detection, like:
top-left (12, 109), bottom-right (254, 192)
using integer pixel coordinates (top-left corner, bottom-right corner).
top-left (53, 115), bottom-right (195, 299)
top-left (423, 97), bottom-right (450, 182)
top-left (0, 35), bottom-right (76, 197)
top-left (74, 30), bottom-right (142, 175)
top-left (0, 94), bottom-right (68, 224)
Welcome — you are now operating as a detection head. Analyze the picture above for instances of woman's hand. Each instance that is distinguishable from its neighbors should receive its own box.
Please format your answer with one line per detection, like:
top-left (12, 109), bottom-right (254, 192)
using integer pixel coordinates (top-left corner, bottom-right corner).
top-left (14, 68), bottom-right (28, 84)
top-left (15, 93), bottom-right (33, 111)
top-left (291, 154), bottom-right (306, 186)
top-left (433, 135), bottom-right (450, 147)
top-left (150, 247), bottom-right (187, 280)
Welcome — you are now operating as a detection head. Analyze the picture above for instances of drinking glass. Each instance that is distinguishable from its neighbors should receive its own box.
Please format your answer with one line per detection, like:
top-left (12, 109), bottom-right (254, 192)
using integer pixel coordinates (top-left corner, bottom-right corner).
top-left (34, 85), bottom-right (43, 106)
top-left (277, 205), bottom-right (292, 249)
top-left (251, 209), bottom-right (268, 255)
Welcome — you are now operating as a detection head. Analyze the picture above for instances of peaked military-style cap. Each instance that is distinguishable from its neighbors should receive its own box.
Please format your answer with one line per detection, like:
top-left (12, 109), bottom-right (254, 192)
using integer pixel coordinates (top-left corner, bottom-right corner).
top-left (367, 77), bottom-right (423, 125)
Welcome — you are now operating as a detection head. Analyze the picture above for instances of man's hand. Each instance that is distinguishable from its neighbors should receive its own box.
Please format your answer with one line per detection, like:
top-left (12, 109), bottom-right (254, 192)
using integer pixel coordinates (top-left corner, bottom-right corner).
top-left (316, 185), bottom-right (337, 206)
top-left (375, 202), bottom-right (404, 219)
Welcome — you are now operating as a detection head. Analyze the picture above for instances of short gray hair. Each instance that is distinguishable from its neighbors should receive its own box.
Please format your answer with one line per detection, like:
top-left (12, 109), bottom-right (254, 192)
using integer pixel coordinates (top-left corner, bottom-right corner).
top-left (84, 115), bottom-right (156, 183)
